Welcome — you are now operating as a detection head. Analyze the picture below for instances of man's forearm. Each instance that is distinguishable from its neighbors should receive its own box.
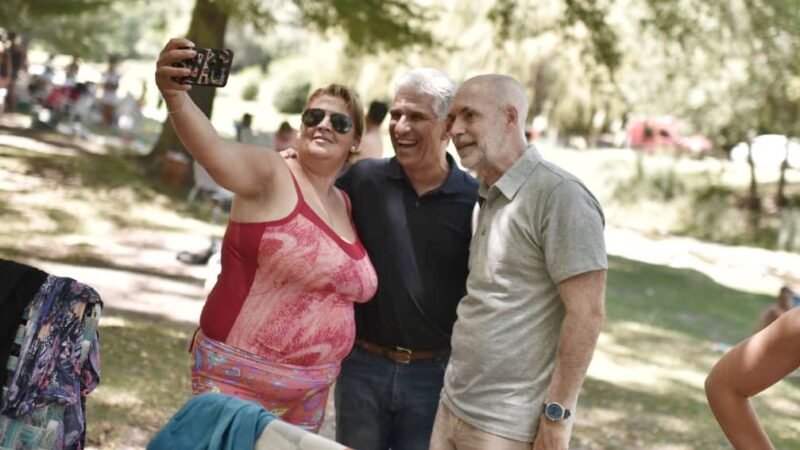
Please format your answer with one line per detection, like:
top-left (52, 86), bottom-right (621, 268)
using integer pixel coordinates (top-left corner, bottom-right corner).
top-left (533, 285), bottom-right (604, 450)
top-left (544, 306), bottom-right (604, 406)
top-left (545, 269), bottom-right (607, 407)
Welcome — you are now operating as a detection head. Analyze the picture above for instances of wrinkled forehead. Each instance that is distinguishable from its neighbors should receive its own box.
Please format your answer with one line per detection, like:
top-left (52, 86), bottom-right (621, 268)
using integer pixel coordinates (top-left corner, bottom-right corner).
top-left (450, 83), bottom-right (492, 114)
top-left (308, 95), bottom-right (351, 117)
top-left (455, 80), bottom-right (491, 104)
top-left (390, 88), bottom-right (437, 116)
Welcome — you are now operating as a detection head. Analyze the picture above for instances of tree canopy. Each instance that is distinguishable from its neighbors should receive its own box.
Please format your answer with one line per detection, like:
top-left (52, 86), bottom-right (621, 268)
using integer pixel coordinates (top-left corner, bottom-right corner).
top-left (8, 0), bottom-right (800, 159)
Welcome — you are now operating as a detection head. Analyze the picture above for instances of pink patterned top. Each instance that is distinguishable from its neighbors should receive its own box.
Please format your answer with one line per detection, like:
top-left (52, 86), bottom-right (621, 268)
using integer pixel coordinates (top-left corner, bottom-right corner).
top-left (199, 174), bottom-right (377, 366)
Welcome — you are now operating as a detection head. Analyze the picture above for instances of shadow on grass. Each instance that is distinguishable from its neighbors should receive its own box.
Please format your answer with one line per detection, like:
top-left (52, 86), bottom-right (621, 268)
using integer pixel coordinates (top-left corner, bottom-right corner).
top-left (576, 377), bottom-right (726, 449)
top-left (577, 375), bottom-right (798, 450)
top-left (0, 246), bottom-right (204, 287)
top-left (87, 307), bottom-right (195, 448)
top-left (587, 255), bottom-right (800, 449)
top-left (0, 125), bottom-right (98, 155)
top-left (0, 127), bottom-right (198, 213)
top-left (2, 144), bottom-right (159, 199)
top-left (608, 255), bottom-right (770, 344)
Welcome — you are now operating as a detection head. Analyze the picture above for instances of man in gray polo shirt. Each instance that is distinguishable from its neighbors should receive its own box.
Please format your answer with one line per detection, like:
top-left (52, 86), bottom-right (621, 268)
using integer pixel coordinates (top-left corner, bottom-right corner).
top-left (430, 74), bottom-right (607, 450)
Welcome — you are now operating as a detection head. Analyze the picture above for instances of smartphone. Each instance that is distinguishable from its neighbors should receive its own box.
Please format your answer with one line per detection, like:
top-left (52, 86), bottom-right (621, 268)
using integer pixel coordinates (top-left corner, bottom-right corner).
top-left (173, 47), bottom-right (234, 87)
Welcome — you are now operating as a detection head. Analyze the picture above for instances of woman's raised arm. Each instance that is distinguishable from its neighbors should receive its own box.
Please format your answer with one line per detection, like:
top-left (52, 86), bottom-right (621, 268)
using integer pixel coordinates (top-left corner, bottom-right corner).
top-left (155, 37), bottom-right (283, 197)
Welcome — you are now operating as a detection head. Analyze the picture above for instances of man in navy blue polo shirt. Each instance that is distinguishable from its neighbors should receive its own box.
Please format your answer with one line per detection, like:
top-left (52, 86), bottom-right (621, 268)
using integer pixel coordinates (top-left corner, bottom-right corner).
top-left (334, 68), bottom-right (478, 450)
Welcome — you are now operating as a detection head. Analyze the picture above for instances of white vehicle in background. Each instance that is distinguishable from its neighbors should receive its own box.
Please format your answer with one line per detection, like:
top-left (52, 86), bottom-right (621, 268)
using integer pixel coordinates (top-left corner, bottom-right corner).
top-left (730, 134), bottom-right (800, 169)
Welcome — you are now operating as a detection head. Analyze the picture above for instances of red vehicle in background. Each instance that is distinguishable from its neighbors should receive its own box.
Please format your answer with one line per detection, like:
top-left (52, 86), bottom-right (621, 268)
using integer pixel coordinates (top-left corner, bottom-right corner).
top-left (627, 116), bottom-right (712, 155)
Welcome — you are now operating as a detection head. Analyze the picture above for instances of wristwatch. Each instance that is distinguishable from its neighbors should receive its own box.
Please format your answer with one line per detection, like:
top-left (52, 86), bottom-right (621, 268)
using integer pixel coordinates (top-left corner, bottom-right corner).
top-left (542, 402), bottom-right (571, 421)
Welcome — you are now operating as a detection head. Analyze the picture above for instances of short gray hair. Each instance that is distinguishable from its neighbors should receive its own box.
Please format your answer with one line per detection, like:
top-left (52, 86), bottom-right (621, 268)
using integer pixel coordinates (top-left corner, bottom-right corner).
top-left (395, 68), bottom-right (457, 121)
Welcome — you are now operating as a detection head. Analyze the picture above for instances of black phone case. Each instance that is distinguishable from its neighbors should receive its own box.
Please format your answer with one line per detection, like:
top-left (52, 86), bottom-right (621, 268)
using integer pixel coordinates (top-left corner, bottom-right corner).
top-left (173, 47), bottom-right (234, 87)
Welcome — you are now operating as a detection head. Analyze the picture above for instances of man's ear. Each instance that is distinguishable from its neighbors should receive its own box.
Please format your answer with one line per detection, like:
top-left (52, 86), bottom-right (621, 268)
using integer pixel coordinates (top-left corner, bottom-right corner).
top-left (505, 105), bottom-right (519, 130)
top-left (440, 121), bottom-right (451, 141)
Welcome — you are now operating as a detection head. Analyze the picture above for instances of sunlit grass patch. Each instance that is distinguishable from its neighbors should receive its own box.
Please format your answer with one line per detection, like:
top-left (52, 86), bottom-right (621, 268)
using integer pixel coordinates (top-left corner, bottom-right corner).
top-left (572, 256), bottom-right (800, 449)
top-left (86, 311), bottom-right (195, 449)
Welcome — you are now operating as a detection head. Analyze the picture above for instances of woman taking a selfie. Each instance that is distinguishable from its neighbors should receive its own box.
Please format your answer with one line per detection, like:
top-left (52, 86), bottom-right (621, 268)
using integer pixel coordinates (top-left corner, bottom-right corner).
top-left (155, 38), bottom-right (377, 432)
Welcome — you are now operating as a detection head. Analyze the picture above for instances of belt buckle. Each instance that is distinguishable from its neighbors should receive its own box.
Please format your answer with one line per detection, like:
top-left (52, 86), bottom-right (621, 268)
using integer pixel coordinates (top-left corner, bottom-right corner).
top-left (394, 346), bottom-right (412, 364)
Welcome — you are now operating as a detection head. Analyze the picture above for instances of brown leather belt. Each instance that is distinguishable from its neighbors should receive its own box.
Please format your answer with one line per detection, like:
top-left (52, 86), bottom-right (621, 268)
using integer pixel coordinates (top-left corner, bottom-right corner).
top-left (355, 339), bottom-right (450, 364)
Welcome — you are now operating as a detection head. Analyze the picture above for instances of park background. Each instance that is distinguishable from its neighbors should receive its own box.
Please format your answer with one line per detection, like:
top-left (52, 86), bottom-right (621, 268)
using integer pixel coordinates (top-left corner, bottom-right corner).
top-left (1, 0), bottom-right (800, 448)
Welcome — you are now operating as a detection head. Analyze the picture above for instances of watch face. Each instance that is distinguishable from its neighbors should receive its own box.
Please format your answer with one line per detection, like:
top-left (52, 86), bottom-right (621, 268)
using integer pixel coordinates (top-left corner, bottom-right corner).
top-left (545, 403), bottom-right (564, 420)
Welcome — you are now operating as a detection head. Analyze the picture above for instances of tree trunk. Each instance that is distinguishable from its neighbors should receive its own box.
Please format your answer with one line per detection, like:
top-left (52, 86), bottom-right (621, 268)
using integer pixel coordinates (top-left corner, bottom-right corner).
top-left (776, 140), bottom-right (790, 208)
top-left (746, 142), bottom-right (761, 230)
top-left (143, 0), bottom-right (229, 177)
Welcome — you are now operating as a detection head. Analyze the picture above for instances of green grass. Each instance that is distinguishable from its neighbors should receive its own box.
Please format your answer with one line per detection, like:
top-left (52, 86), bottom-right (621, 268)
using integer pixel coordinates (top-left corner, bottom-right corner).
top-left (71, 255), bottom-right (800, 449)
top-left (573, 257), bottom-right (800, 449)
top-left (86, 311), bottom-right (195, 448)
top-left (606, 257), bottom-right (763, 343)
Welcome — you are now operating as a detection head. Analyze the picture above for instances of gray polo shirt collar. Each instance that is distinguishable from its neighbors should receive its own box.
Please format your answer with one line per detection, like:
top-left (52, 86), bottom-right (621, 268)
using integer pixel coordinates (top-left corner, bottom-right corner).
top-left (479, 145), bottom-right (542, 200)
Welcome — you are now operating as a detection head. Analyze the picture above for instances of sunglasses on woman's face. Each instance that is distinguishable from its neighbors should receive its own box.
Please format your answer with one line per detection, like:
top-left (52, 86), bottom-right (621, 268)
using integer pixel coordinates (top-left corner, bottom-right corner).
top-left (301, 108), bottom-right (354, 135)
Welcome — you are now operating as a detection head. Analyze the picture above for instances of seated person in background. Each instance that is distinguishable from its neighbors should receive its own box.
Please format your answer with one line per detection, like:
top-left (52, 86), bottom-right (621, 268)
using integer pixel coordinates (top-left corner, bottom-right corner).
top-left (235, 112), bottom-right (256, 144)
top-left (755, 286), bottom-right (796, 333)
top-left (156, 37), bottom-right (377, 433)
top-left (274, 121), bottom-right (297, 151)
top-left (706, 308), bottom-right (800, 450)
top-left (100, 55), bottom-right (120, 127)
top-left (64, 56), bottom-right (79, 86)
top-left (354, 100), bottom-right (388, 160)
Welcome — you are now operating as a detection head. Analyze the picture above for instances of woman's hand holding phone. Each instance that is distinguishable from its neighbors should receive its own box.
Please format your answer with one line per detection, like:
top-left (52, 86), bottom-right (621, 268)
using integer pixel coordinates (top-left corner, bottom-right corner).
top-left (155, 38), bottom-right (197, 113)
top-left (156, 38), bottom-right (235, 116)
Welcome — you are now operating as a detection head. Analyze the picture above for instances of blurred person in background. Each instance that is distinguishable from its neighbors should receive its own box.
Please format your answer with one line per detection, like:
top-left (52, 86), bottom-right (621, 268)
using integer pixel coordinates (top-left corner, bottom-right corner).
top-left (274, 121), bottom-right (297, 151)
top-left (64, 56), bottom-right (79, 86)
top-left (355, 100), bottom-right (389, 160)
top-left (0, 31), bottom-right (10, 114)
top-left (754, 285), bottom-right (797, 333)
top-left (234, 112), bottom-right (255, 144)
top-left (156, 37), bottom-right (377, 433)
top-left (100, 55), bottom-right (121, 127)
top-left (3, 32), bottom-right (27, 112)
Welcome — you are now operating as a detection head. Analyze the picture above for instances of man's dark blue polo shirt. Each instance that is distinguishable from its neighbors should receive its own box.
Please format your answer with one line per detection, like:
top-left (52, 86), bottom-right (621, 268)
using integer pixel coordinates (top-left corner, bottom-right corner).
top-left (336, 153), bottom-right (478, 351)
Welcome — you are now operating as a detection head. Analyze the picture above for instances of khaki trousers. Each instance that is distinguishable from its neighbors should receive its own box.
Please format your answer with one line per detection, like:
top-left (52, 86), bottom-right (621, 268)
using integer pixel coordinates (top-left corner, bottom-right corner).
top-left (429, 402), bottom-right (531, 450)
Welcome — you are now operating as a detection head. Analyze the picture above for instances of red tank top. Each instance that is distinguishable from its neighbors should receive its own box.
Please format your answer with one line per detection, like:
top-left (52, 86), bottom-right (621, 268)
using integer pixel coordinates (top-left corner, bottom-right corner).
top-left (199, 174), bottom-right (377, 366)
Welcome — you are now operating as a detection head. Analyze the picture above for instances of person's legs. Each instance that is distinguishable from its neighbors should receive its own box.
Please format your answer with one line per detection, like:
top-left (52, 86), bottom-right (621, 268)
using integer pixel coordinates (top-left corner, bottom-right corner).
top-left (390, 356), bottom-right (448, 450)
top-left (335, 347), bottom-right (393, 448)
top-left (429, 401), bottom-right (456, 450)
top-left (430, 402), bottom-right (530, 450)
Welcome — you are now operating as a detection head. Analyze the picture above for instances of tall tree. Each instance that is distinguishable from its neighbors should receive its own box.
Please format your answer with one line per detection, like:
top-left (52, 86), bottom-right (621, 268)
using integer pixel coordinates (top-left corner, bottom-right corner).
top-left (0, 0), bottom-right (115, 28)
top-left (638, 0), bottom-right (800, 217)
top-left (146, 0), bottom-right (434, 172)
top-left (144, 0), bottom-right (228, 168)
top-left (0, 0), bottom-right (141, 59)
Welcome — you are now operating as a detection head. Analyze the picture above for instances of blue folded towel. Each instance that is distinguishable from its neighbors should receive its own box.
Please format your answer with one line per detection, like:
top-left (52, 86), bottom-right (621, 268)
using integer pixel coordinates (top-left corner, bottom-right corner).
top-left (148, 392), bottom-right (277, 450)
